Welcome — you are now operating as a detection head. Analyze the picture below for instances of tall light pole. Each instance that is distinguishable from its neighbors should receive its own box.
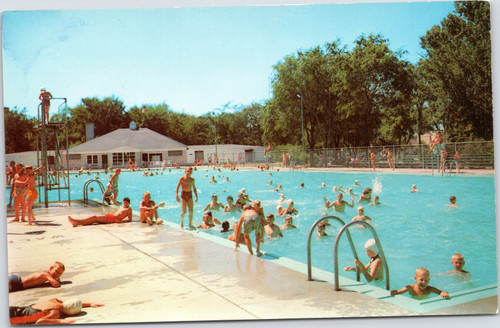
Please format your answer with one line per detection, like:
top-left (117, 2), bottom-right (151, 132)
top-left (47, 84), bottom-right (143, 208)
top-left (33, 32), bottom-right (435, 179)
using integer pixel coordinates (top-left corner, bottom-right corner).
top-left (297, 94), bottom-right (306, 166)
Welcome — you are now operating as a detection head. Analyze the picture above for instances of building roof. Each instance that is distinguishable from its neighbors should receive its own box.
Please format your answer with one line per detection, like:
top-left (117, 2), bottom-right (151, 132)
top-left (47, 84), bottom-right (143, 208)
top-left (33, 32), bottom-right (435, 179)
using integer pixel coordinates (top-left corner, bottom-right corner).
top-left (70, 128), bottom-right (186, 153)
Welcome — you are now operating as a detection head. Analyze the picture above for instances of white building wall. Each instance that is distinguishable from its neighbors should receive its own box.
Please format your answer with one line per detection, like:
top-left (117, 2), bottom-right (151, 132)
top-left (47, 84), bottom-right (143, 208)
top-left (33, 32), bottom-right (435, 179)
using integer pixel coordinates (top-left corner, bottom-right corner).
top-left (186, 144), bottom-right (267, 165)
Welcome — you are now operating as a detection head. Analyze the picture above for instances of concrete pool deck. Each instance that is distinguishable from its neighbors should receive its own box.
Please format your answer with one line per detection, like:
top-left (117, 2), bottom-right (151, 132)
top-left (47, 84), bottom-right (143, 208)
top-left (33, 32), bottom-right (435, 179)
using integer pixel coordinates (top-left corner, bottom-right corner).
top-left (5, 199), bottom-right (498, 326)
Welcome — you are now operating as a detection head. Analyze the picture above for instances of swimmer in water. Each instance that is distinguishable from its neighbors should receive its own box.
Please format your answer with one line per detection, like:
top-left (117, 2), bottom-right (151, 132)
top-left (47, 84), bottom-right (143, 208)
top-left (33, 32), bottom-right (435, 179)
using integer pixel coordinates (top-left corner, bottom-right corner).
top-left (446, 253), bottom-right (470, 276)
top-left (411, 184), bottom-right (419, 193)
top-left (370, 195), bottom-right (381, 206)
top-left (449, 195), bottom-right (457, 207)
top-left (391, 267), bottom-right (449, 299)
top-left (324, 193), bottom-right (354, 212)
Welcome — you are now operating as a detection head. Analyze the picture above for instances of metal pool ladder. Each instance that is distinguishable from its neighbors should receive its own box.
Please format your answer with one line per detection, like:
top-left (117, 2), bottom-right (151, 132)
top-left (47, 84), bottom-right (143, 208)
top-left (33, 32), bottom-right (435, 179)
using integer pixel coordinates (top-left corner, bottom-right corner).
top-left (306, 217), bottom-right (390, 291)
top-left (83, 179), bottom-right (106, 204)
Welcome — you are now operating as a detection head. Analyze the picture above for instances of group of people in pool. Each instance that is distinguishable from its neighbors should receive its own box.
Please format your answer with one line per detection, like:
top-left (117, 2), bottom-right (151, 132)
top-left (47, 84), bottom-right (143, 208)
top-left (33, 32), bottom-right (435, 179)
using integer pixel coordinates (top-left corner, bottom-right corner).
top-left (68, 165), bottom-right (465, 300)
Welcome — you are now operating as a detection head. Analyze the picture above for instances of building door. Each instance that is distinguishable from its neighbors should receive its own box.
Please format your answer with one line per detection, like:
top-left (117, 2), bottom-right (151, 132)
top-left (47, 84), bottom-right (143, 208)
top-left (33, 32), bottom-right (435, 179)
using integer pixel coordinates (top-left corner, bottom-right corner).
top-left (245, 149), bottom-right (255, 163)
top-left (195, 151), bottom-right (204, 163)
top-left (101, 155), bottom-right (108, 169)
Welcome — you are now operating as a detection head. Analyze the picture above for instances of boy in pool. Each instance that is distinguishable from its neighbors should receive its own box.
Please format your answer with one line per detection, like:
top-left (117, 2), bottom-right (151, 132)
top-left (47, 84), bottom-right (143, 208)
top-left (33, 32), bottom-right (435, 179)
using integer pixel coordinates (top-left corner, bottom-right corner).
top-left (69, 198), bottom-right (133, 227)
top-left (370, 196), bottom-right (381, 206)
top-left (203, 211), bottom-right (221, 225)
top-left (228, 222), bottom-right (245, 244)
top-left (344, 239), bottom-right (383, 282)
top-left (358, 188), bottom-right (372, 203)
top-left (139, 191), bottom-right (164, 226)
top-left (9, 261), bottom-right (65, 292)
top-left (175, 167), bottom-right (198, 229)
top-left (391, 267), bottom-right (450, 299)
top-left (324, 193), bottom-right (354, 212)
top-left (281, 216), bottom-right (297, 230)
top-left (264, 214), bottom-right (283, 238)
top-left (317, 221), bottom-right (331, 237)
top-left (447, 253), bottom-right (470, 275)
top-left (278, 199), bottom-right (298, 216)
top-left (351, 206), bottom-right (372, 225)
top-left (197, 213), bottom-right (215, 229)
top-left (223, 195), bottom-right (241, 213)
top-left (203, 194), bottom-right (224, 211)
top-left (449, 195), bottom-right (457, 207)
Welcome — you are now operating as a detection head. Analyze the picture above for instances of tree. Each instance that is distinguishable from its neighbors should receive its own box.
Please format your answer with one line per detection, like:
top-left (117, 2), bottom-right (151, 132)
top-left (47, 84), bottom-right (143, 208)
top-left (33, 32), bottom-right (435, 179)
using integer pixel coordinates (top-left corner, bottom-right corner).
top-left (67, 97), bottom-right (129, 146)
top-left (419, 1), bottom-right (492, 141)
top-left (3, 107), bottom-right (37, 153)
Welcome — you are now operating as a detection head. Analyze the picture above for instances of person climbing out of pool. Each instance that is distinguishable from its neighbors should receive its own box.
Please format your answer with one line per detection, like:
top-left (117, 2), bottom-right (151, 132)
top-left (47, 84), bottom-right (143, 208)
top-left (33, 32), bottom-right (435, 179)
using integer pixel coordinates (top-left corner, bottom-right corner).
top-left (449, 195), bottom-right (457, 207)
top-left (351, 206), bottom-right (372, 226)
top-left (280, 216), bottom-right (297, 230)
top-left (370, 195), bottom-right (381, 206)
top-left (446, 253), bottom-right (470, 276)
top-left (411, 184), bottom-right (419, 193)
top-left (9, 297), bottom-right (104, 325)
top-left (233, 202), bottom-right (265, 256)
top-left (9, 261), bottom-right (65, 293)
top-left (203, 194), bottom-right (224, 211)
top-left (324, 193), bottom-right (354, 212)
top-left (391, 267), bottom-right (450, 299)
top-left (264, 213), bottom-right (283, 238)
top-left (358, 188), bottom-right (372, 203)
top-left (69, 198), bottom-right (133, 227)
top-left (140, 191), bottom-right (163, 226)
top-left (344, 239), bottom-right (384, 282)
top-left (175, 167), bottom-right (198, 230)
top-left (102, 182), bottom-right (115, 205)
top-left (109, 168), bottom-right (121, 205)
top-left (223, 195), bottom-right (241, 213)
top-left (316, 221), bottom-right (331, 237)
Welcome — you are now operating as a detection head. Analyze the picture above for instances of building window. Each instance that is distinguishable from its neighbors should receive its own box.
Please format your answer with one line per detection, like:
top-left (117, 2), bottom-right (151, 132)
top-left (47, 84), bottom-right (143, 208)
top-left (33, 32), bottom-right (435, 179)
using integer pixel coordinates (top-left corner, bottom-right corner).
top-left (69, 154), bottom-right (81, 160)
top-left (168, 150), bottom-right (183, 157)
top-left (113, 152), bottom-right (135, 166)
top-left (148, 153), bottom-right (162, 162)
top-left (87, 155), bottom-right (98, 164)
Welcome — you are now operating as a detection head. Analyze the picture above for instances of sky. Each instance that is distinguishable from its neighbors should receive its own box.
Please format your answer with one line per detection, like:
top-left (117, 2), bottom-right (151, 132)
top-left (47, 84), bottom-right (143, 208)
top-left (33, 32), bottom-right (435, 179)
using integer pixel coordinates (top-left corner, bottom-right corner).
top-left (1, 0), bottom-right (458, 118)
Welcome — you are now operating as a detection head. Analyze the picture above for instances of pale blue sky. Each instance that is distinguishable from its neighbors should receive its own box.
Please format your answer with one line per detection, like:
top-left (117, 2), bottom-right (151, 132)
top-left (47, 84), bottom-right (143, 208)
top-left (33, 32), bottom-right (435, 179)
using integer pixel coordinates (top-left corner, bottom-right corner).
top-left (3, 1), bottom-right (456, 117)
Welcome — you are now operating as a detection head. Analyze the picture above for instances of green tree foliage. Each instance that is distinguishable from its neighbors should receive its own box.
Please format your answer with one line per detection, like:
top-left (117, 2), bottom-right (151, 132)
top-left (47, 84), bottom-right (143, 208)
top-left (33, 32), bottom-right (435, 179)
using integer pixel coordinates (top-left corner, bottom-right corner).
top-left (67, 97), bottom-right (129, 146)
top-left (3, 107), bottom-right (37, 153)
top-left (419, 1), bottom-right (492, 141)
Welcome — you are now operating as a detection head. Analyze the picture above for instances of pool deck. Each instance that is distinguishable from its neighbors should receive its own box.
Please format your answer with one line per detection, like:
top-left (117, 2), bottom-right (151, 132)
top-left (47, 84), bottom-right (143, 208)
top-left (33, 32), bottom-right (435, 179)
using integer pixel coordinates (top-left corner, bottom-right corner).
top-left (5, 195), bottom-right (498, 327)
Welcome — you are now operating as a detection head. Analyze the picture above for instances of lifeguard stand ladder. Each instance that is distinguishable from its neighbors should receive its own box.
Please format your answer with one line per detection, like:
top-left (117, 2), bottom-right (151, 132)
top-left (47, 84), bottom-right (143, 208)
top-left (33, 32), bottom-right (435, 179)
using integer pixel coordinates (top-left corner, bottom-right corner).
top-left (36, 98), bottom-right (71, 207)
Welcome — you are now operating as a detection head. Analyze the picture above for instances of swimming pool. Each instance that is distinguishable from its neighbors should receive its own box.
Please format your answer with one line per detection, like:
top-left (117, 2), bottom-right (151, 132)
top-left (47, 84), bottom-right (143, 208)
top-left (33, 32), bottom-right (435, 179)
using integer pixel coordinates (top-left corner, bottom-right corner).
top-left (59, 169), bottom-right (498, 301)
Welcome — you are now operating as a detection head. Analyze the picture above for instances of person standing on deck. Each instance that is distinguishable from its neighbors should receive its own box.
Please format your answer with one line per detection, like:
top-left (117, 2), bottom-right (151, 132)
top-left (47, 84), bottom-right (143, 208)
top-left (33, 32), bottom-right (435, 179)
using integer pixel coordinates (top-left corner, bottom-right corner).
top-left (175, 167), bottom-right (198, 229)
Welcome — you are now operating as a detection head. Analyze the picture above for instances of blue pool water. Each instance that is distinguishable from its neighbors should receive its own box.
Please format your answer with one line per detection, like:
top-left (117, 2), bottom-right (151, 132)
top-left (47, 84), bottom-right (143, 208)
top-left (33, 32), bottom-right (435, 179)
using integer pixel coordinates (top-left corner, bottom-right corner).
top-left (60, 169), bottom-right (499, 296)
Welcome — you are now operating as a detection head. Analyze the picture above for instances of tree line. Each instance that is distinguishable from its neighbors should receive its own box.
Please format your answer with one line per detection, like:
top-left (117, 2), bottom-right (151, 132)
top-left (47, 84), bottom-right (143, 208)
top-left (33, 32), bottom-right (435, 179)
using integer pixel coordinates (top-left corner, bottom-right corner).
top-left (4, 2), bottom-right (492, 154)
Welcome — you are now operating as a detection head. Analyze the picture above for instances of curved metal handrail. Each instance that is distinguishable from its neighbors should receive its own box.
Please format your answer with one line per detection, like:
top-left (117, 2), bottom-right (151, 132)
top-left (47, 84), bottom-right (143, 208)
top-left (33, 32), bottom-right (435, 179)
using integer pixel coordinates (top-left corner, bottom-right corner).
top-left (83, 179), bottom-right (105, 204)
top-left (333, 220), bottom-right (390, 291)
top-left (306, 216), bottom-right (360, 282)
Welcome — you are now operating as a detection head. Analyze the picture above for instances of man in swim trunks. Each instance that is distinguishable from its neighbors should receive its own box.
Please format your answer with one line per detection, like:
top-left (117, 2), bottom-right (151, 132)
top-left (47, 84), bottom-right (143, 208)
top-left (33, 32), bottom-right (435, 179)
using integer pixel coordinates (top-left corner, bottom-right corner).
top-left (7, 161), bottom-right (16, 207)
top-left (38, 87), bottom-right (53, 124)
top-left (68, 198), bottom-right (132, 227)
top-left (9, 261), bottom-right (65, 293)
top-left (233, 202), bottom-right (265, 256)
top-left (11, 163), bottom-right (28, 222)
top-left (9, 297), bottom-right (103, 325)
top-left (175, 167), bottom-right (198, 229)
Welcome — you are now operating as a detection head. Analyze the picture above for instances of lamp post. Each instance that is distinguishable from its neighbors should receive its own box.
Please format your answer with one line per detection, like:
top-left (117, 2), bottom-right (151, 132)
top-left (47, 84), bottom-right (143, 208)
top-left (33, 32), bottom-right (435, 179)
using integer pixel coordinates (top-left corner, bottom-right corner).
top-left (297, 94), bottom-right (306, 166)
top-left (210, 112), bottom-right (218, 160)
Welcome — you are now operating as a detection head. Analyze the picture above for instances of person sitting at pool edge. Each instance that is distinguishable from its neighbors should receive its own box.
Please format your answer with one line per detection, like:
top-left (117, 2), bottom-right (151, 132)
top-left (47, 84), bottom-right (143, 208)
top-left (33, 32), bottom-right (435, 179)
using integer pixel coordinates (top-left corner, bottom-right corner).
top-left (447, 253), bottom-right (469, 275)
top-left (391, 267), bottom-right (449, 299)
top-left (9, 261), bottom-right (65, 293)
top-left (344, 239), bottom-right (383, 282)
top-left (139, 191), bottom-right (164, 226)
top-left (68, 198), bottom-right (133, 227)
